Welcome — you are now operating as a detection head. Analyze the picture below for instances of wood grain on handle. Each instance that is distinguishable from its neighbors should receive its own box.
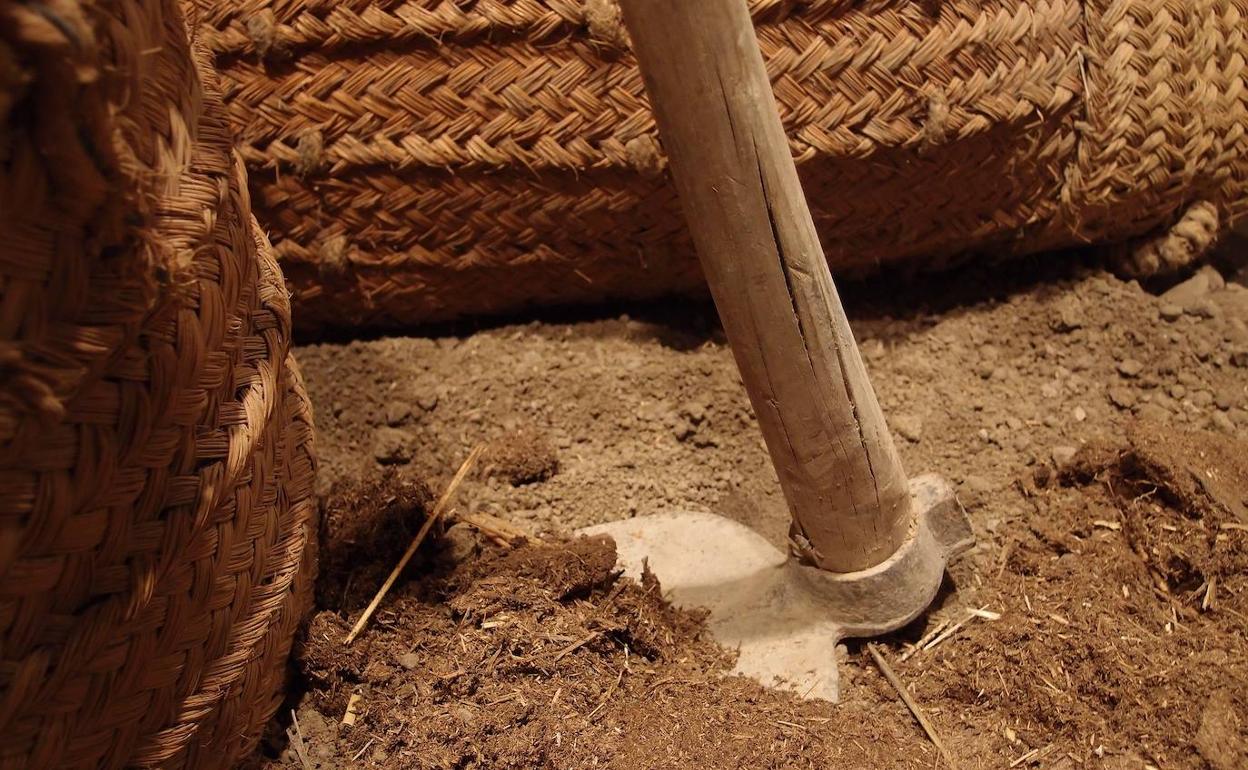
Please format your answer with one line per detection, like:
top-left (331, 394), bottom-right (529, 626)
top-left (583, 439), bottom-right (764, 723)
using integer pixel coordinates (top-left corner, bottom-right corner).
top-left (620, 0), bottom-right (912, 571)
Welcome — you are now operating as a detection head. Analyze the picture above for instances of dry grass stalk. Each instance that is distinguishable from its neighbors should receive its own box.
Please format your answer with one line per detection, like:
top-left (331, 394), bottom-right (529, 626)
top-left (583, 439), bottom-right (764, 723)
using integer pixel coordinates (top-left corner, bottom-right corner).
top-left (900, 618), bottom-right (954, 662)
top-left (288, 710), bottom-right (313, 770)
top-left (921, 605), bottom-right (999, 652)
top-left (345, 445), bottom-right (485, 644)
top-left (586, 669), bottom-right (626, 721)
top-left (456, 510), bottom-right (533, 545)
top-left (867, 644), bottom-right (960, 770)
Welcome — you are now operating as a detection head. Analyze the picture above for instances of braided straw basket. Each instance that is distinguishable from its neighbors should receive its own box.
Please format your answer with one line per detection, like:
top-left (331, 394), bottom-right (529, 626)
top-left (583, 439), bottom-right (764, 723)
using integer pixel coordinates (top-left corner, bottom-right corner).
top-left (0, 1), bottom-right (316, 768)
top-left (200, 0), bottom-right (1247, 330)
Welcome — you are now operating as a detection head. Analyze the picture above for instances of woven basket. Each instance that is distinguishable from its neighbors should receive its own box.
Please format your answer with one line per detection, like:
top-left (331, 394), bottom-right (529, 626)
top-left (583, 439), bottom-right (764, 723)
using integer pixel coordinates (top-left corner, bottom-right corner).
top-left (199, 0), bottom-right (1248, 330)
top-left (0, 2), bottom-right (316, 768)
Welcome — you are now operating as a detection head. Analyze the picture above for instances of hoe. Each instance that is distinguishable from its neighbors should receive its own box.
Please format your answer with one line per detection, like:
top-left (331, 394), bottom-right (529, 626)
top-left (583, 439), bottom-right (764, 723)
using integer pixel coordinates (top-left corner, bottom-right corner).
top-left (584, 0), bottom-right (973, 701)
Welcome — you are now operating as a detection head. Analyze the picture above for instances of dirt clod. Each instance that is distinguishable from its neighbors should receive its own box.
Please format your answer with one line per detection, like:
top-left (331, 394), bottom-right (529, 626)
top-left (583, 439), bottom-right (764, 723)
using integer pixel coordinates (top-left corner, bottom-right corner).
top-left (483, 428), bottom-right (560, 486)
top-left (317, 471), bottom-right (432, 612)
top-left (372, 427), bottom-right (413, 465)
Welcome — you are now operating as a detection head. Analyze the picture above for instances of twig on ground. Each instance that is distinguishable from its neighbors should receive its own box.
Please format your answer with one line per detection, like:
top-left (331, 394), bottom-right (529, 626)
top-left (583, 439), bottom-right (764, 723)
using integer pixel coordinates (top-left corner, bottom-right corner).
top-left (345, 445), bottom-right (485, 644)
top-left (552, 631), bottom-right (601, 662)
top-left (1009, 743), bottom-right (1054, 768)
top-left (586, 668), bottom-right (625, 720)
top-left (455, 509), bottom-right (532, 545)
top-left (350, 739), bottom-right (374, 763)
top-left (900, 618), bottom-right (953, 662)
top-left (868, 643), bottom-right (959, 770)
top-left (288, 709), bottom-right (313, 770)
top-left (922, 605), bottom-right (998, 652)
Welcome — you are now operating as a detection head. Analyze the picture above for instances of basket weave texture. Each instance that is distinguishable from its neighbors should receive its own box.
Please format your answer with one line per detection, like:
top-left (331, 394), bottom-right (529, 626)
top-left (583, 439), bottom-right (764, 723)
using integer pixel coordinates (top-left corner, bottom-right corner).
top-left (0, 1), bottom-right (317, 768)
top-left (200, 0), bottom-right (1248, 330)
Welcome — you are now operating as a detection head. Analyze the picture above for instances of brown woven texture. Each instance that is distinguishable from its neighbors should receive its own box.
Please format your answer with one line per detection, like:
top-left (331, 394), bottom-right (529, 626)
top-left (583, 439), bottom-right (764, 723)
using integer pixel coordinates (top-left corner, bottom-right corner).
top-left (199, 0), bottom-right (1248, 330)
top-left (0, 1), bottom-right (317, 768)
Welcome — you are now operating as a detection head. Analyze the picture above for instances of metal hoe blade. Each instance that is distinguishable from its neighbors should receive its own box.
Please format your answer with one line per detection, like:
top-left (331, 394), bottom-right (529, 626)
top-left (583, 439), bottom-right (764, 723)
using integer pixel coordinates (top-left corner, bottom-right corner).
top-left (581, 475), bottom-right (972, 702)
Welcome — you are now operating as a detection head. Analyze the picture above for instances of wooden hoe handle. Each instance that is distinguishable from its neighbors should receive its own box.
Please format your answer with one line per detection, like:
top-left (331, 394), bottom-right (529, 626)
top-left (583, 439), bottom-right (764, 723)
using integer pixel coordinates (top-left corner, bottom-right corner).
top-left (620, 0), bottom-right (913, 572)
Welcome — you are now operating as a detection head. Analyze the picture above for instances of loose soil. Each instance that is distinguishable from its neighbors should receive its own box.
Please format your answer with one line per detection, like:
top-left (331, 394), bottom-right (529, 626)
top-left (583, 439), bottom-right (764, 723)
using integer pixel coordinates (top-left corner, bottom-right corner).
top-left (261, 255), bottom-right (1248, 769)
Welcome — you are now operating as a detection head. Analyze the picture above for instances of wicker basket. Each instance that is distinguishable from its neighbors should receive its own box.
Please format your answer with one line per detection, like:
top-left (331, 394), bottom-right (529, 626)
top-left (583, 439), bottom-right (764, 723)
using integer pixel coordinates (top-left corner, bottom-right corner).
top-left (200, 0), bottom-right (1247, 331)
top-left (0, 1), bottom-right (316, 768)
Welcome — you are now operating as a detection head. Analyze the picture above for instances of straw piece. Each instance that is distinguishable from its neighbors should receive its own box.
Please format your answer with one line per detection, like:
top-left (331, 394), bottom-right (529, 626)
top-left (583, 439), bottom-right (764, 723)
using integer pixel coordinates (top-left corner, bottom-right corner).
top-left (456, 510), bottom-right (533, 544)
top-left (868, 644), bottom-right (960, 770)
top-left (345, 445), bottom-right (485, 644)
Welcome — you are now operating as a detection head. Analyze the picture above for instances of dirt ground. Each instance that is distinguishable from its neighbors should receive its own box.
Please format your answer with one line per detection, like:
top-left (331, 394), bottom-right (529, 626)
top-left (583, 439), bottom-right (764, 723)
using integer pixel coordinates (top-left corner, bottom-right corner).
top-left (261, 252), bottom-right (1248, 769)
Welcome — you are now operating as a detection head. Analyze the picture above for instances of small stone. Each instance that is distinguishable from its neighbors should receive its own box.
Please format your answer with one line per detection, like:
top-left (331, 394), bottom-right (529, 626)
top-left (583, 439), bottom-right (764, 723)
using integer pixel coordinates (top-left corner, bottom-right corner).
top-left (1192, 390), bottom-right (1215, 408)
top-left (1073, 405), bottom-right (1088, 422)
top-left (679, 400), bottom-right (708, 425)
top-left (1215, 388), bottom-right (1239, 411)
top-left (860, 338), bottom-right (886, 361)
top-left (385, 402), bottom-right (411, 427)
top-left (1051, 298), bottom-right (1084, 332)
top-left (1153, 394), bottom-right (1178, 413)
top-left (1231, 350), bottom-right (1248, 368)
top-left (1051, 445), bottom-right (1078, 468)
top-left (1033, 464), bottom-right (1054, 488)
top-left (1117, 359), bottom-right (1144, 378)
top-left (397, 652), bottom-right (420, 670)
top-left (1230, 318), bottom-right (1248, 343)
top-left (440, 522), bottom-right (479, 563)
top-left (892, 414), bottom-right (923, 443)
top-left (373, 427), bottom-right (412, 465)
top-left (416, 392), bottom-right (439, 411)
top-left (960, 475), bottom-right (994, 508)
top-left (1169, 384), bottom-right (1187, 399)
top-left (672, 420), bottom-right (695, 442)
top-left (1107, 387), bottom-right (1137, 410)
top-left (1043, 414), bottom-right (1059, 428)
top-left (1212, 411), bottom-right (1236, 434)
top-left (1136, 403), bottom-right (1170, 423)
top-left (1159, 303), bottom-right (1184, 321)
top-left (1161, 269), bottom-right (1216, 306)
top-left (1054, 552), bottom-right (1081, 577)
top-left (1005, 416), bottom-right (1024, 431)
top-left (1041, 383), bottom-right (1060, 399)
top-left (1187, 298), bottom-right (1220, 319)
top-left (1202, 266), bottom-right (1227, 292)
top-left (332, 401), bottom-right (345, 418)
top-left (692, 432), bottom-right (720, 448)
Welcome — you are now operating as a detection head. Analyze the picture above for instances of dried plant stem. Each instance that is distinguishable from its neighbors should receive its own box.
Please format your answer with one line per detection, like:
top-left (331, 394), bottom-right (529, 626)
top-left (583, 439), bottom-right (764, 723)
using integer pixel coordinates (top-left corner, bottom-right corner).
top-left (456, 509), bottom-right (531, 545)
top-left (868, 644), bottom-right (960, 770)
top-left (344, 445), bottom-right (485, 644)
